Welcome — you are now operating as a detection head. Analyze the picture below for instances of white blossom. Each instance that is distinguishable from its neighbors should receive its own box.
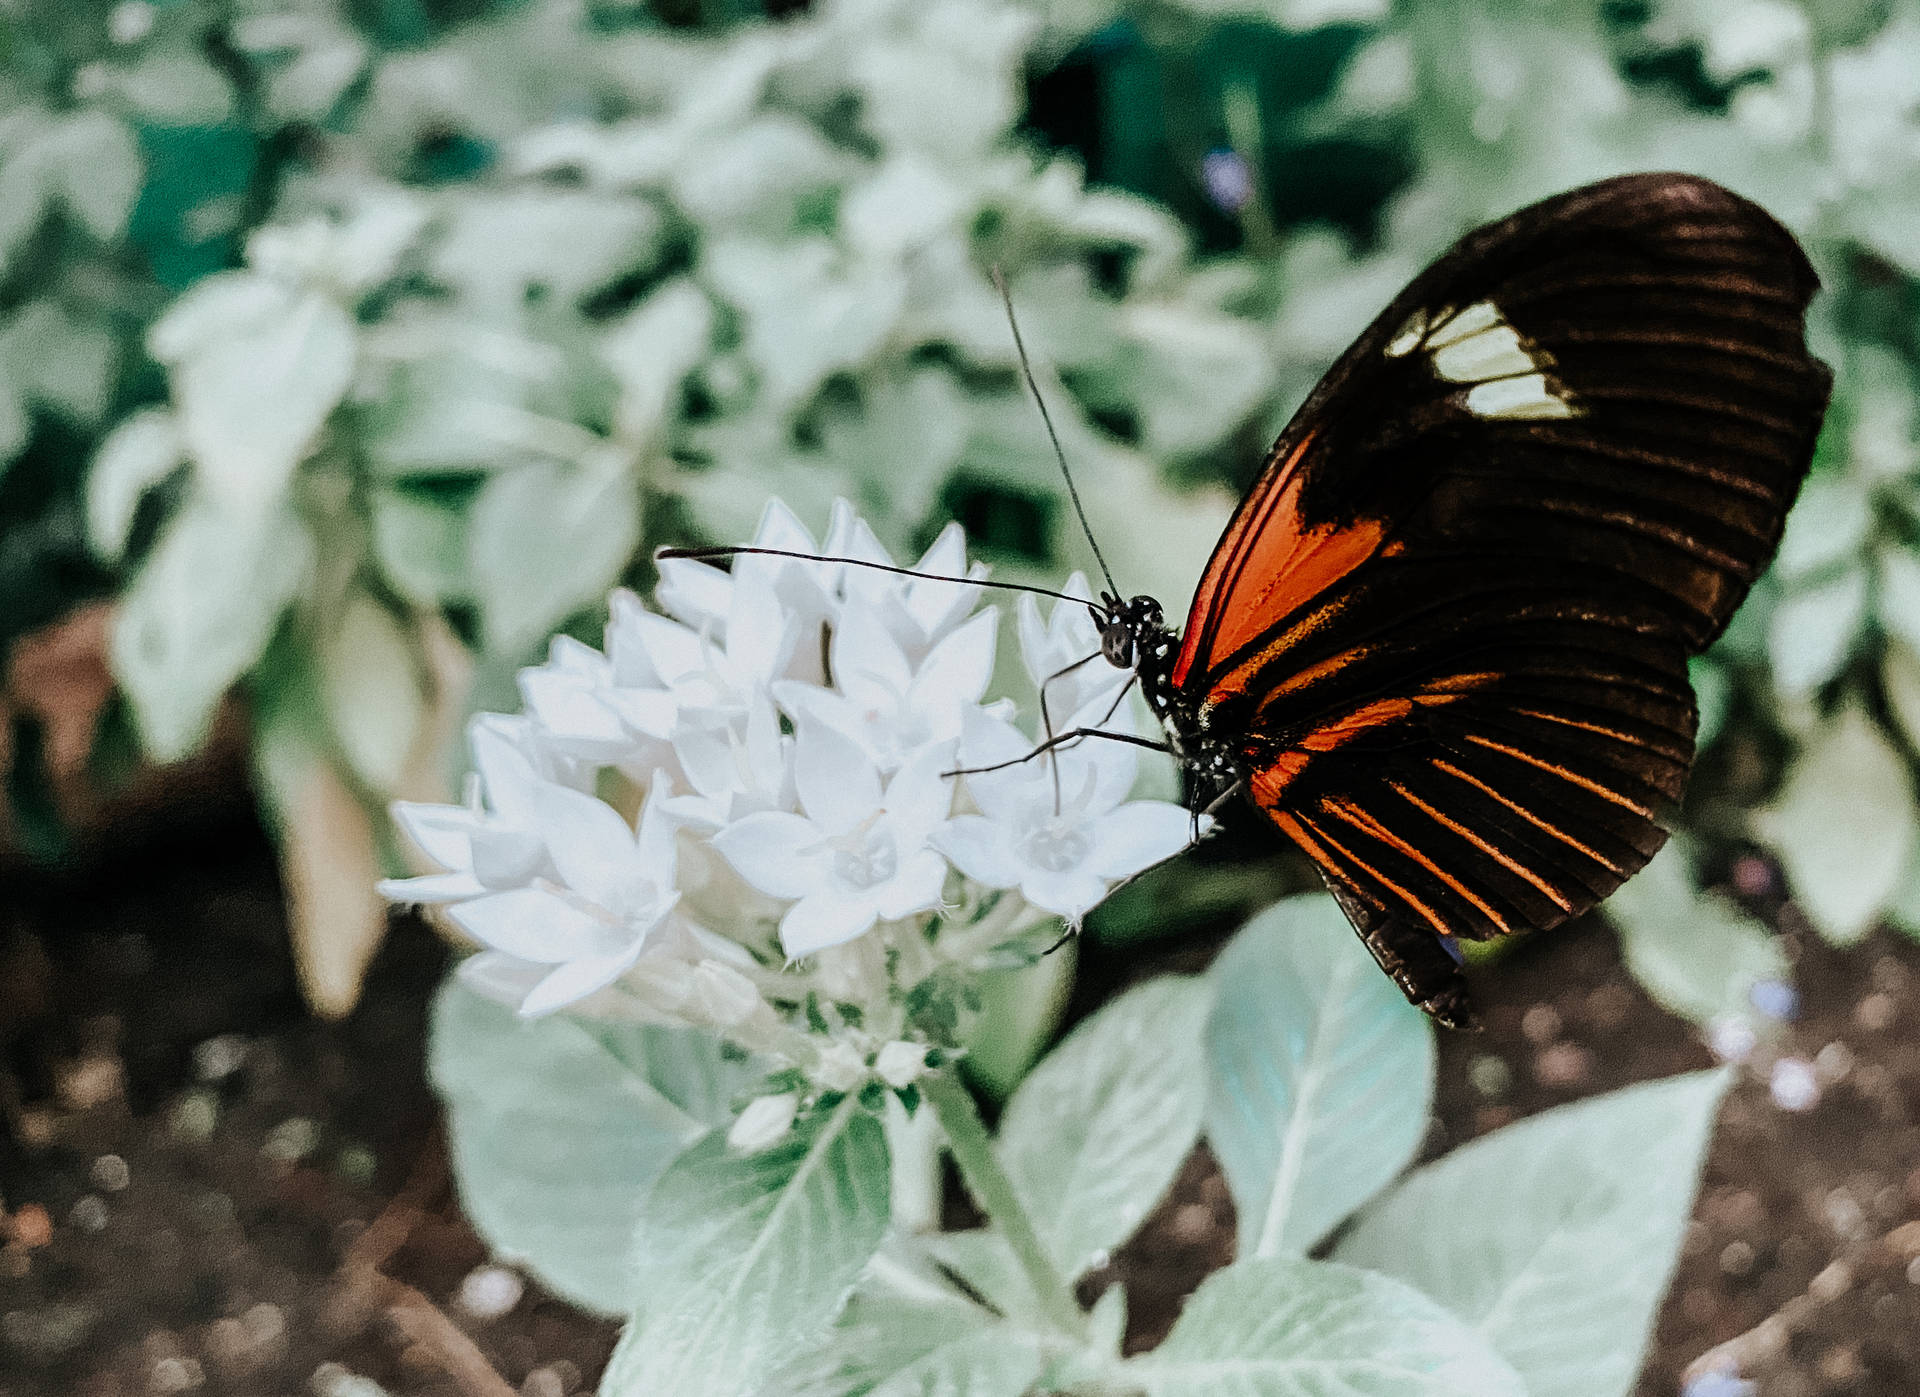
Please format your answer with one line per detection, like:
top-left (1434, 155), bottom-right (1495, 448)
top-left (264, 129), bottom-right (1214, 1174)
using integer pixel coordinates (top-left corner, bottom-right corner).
top-left (1017, 570), bottom-right (1131, 727)
top-left (775, 603), bottom-right (998, 773)
top-left (934, 708), bottom-right (1197, 923)
top-left (727, 1092), bottom-right (800, 1152)
top-left (713, 723), bottom-right (955, 957)
top-left (449, 782), bottom-right (680, 1016)
top-left (875, 1039), bottom-right (929, 1088)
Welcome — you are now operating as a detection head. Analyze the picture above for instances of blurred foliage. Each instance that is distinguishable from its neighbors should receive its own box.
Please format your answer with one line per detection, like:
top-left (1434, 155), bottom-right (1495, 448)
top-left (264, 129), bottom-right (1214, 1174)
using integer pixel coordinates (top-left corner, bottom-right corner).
top-left (3, 0), bottom-right (1920, 1020)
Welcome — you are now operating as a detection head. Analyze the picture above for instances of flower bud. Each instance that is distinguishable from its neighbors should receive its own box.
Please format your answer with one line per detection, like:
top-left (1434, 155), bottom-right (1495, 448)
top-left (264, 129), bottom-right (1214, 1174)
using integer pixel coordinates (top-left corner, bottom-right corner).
top-left (692, 961), bottom-right (763, 1029)
top-left (813, 1040), bottom-right (867, 1093)
top-left (727, 1093), bottom-right (799, 1153)
top-left (875, 1040), bottom-right (928, 1089)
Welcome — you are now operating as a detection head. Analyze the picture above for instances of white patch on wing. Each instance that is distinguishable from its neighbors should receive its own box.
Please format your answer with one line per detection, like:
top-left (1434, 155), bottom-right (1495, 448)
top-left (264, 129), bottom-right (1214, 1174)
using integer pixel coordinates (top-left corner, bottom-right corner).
top-left (1385, 298), bottom-right (1577, 418)
top-left (1465, 373), bottom-right (1576, 419)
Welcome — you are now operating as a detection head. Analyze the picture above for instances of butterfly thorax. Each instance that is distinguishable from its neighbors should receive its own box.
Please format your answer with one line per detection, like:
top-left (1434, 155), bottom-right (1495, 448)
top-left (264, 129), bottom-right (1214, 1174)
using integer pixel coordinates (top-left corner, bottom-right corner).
top-left (1101, 593), bottom-right (1244, 811)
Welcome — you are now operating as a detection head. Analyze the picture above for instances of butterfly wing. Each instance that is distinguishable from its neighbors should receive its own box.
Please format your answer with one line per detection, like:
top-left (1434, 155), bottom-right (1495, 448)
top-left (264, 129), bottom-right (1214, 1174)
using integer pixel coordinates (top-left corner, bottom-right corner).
top-left (1174, 174), bottom-right (1830, 1024)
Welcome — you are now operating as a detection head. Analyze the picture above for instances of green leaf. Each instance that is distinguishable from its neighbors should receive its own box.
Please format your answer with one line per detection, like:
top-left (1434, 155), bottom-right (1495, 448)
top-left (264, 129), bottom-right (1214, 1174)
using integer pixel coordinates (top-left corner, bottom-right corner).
top-left (470, 462), bottom-right (641, 655)
top-left (770, 1252), bottom-right (1041, 1397)
top-left (1768, 565), bottom-right (1868, 696)
top-left (1887, 640), bottom-right (1920, 754)
top-left (88, 410), bottom-right (188, 559)
top-left (151, 274), bottom-right (357, 516)
top-left (370, 485), bottom-right (472, 606)
top-left (428, 189), bottom-right (665, 305)
top-left (1878, 548), bottom-right (1920, 654)
top-left (0, 299), bottom-right (118, 424)
top-left (1608, 843), bottom-right (1787, 1030)
top-left (1773, 473), bottom-right (1873, 579)
top-left (599, 277), bottom-right (715, 447)
top-left (703, 236), bottom-right (906, 413)
top-left (1335, 1070), bottom-right (1733, 1397)
top-left (1205, 894), bottom-right (1435, 1259)
top-left (602, 1101), bottom-right (891, 1397)
top-left (319, 593), bottom-right (425, 796)
top-left (1756, 704), bottom-right (1916, 944)
top-left (39, 111), bottom-right (143, 242)
top-left (112, 492), bottom-right (310, 761)
top-left (997, 975), bottom-right (1213, 1278)
top-left (1125, 1258), bottom-right (1526, 1397)
top-left (429, 980), bottom-right (744, 1315)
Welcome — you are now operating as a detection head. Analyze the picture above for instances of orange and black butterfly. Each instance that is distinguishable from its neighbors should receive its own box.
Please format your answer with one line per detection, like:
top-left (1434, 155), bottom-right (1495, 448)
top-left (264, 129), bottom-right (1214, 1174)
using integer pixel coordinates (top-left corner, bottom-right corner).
top-left (669, 172), bottom-right (1831, 1029)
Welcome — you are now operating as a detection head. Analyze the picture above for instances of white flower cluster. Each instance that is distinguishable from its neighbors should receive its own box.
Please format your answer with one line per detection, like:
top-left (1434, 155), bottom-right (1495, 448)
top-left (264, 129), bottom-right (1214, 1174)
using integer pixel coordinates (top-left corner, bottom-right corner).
top-left (382, 500), bottom-right (1199, 1084)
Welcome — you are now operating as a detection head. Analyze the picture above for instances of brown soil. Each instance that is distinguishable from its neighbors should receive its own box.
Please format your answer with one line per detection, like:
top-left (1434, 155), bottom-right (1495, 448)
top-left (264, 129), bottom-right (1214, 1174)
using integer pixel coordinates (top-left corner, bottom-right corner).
top-left (1, 795), bottom-right (1914, 1397)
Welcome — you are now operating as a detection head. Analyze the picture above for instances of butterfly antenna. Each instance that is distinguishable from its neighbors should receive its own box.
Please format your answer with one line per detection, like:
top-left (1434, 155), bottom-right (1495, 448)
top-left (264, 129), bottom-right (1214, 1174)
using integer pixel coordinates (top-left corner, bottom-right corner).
top-left (992, 267), bottom-right (1121, 600)
top-left (655, 545), bottom-right (1113, 612)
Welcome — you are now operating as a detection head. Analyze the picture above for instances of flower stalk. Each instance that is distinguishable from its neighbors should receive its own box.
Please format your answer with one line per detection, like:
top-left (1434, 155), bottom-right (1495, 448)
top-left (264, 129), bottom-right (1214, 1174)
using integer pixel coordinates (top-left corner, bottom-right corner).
top-left (921, 1068), bottom-right (1089, 1342)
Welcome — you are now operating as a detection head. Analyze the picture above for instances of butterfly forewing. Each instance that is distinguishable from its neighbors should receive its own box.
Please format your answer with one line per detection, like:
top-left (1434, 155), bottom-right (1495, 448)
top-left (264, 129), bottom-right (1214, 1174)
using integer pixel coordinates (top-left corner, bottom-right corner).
top-left (1174, 174), bottom-right (1830, 1023)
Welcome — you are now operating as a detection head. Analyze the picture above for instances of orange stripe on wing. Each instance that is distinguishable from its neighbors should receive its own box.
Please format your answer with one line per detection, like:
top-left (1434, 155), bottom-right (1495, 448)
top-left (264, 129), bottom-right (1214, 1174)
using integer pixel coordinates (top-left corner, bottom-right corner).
top-left (1389, 781), bottom-right (1576, 913)
top-left (1293, 812), bottom-right (1456, 942)
top-left (1323, 797), bottom-right (1513, 936)
top-left (1460, 734), bottom-right (1654, 817)
top-left (1431, 758), bottom-right (1628, 875)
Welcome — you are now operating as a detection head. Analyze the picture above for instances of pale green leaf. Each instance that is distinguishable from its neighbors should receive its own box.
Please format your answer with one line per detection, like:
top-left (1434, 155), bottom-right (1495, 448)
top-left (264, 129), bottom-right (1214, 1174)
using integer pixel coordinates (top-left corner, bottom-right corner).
top-left (998, 975), bottom-right (1213, 1278)
top-left (1879, 547), bottom-right (1920, 654)
top-left (598, 277), bottom-right (715, 446)
top-left (603, 1101), bottom-right (891, 1397)
top-left (1609, 843), bottom-right (1787, 1029)
top-left (429, 980), bottom-right (738, 1315)
top-left (430, 189), bottom-right (664, 305)
top-left (1756, 704), bottom-right (1916, 943)
top-left (1773, 473), bottom-right (1873, 579)
top-left (671, 114), bottom-right (854, 236)
top-left (320, 593), bottom-right (425, 795)
top-left (1886, 640), bottom-right (1920, 753)
top-left (88, 409), bottom-right (187, 560)
top-left (153, 276), bottom-right (357, 515)
top-left (1107, 298), bottom-right (1275, 459)
top-left (112, 492), bottom-right (310, 761)
top-left (470, 461), bottom-right (641, 654)
top-left (39, 111), bottom-right (142, 242)
top-left (703, 236), bottom-right (906, 412)
top-left (770, 1251), bottom-right (1036, 1397)
top-left (1335, 1070), bottom-right (1733, 1397)
top-left (1768, 565), bottom-right (1867, 695)
top-left (1691, 656), bottom-right (1731, 749)
top-left (370, 486), bottom-right (472, 606)
top-left (1126, 1258), bottom-right (1526, 1397)
top-left (1205, 894), bottom-right (1435, 1259)
top-left (0, 299), bottom-right (117, 424)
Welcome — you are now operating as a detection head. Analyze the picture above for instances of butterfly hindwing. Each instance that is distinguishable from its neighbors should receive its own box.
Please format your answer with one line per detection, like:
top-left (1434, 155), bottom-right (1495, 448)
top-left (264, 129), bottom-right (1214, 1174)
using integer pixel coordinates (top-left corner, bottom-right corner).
top-left (1171, 173), bottom-right (1830, 996)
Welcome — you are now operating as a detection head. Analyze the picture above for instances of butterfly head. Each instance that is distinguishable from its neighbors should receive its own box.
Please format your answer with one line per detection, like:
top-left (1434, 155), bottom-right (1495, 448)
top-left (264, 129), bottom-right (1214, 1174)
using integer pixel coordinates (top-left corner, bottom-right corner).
top-left (1097, 594), bottom-right (1165, 670)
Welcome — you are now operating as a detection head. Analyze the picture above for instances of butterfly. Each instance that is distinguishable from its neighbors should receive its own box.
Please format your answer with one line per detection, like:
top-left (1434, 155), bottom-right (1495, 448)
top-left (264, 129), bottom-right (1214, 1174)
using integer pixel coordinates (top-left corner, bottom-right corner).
top-left (667, 172), bottom-right (1832, 1030)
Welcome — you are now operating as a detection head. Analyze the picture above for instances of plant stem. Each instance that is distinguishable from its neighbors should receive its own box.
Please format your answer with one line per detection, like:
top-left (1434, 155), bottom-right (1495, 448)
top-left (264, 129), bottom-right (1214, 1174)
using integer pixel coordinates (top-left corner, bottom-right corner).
top-left (921, 1070), bottom-right (1088, 1342)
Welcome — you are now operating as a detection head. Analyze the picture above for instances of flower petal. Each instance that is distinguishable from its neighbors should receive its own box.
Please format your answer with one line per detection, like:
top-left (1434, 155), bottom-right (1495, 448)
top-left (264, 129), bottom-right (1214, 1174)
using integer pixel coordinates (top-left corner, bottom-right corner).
top-left (519, 946), bottom-right (645, 1017)
top-left (1019, 867), bottom-right (1111, 922)
top-left (909, 607), bottom-right (998, 710)
top-left (632, 611), bottom-right (704, 686)
top-left (931, 816), bottom-right (1022, 888)
top-left (957, 706), bottom-right (1044, 823)
top-left (830, 603), bottom-right (913, 707)
top-left (534, 784), bottom-right (639, 909)
top-left (470, 717), bottom-right (545, 826)
top-left (884, 739), bottom-right (958, 843)
top-left (449, 888), bottom-right (610, 963)
top-left (712, 811), bottom-right (826, 899)
top-left (378, 871), bottom-right (485, 904)
top-left (794, 721), bottom-right (882, 834)
top-left (779, 889), bottom-right (879, 958)
top-left (871, 847), bottom-right (949, 920)
top-left (651, 559), bottom-right (730, 636)
top-left (1090, 801), bottom-right (1194, 880)
top-left (391, 801), bottom-right (477, 871)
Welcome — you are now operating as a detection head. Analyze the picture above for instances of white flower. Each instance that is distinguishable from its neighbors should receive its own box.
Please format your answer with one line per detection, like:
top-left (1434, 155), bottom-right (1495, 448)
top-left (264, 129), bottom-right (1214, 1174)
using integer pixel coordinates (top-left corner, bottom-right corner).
top-left (875, 1040), bottom-right (928, 1089)
top-left (661, 688), bottom-right (795, 831)
top-left (814, 1040), bottom-right (867, 1093)
top-left (833, 515), bottom-right (989, 662)
top-left (1018, 570), bottom-right (1131, 727)
top-left (655, 498), bottom-right (840, 679)
top-left (775, 603), bottom-right (998, 772)
top-left (727, 1092), bottom-right (800, 1152)
top-left (713, 723), bottom-right (954, 958)
top-left (933, 709), bottom-right (1197, 924)
top-left (448, 782), bottom-right (681, 1017)
top-left (381, 715), bottom-right (563, 904)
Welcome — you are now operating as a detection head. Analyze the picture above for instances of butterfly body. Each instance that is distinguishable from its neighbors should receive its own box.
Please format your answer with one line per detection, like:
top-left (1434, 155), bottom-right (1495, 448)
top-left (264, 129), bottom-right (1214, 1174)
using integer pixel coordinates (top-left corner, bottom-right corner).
top-left (1098, 172), bottom-right (1831, 1029)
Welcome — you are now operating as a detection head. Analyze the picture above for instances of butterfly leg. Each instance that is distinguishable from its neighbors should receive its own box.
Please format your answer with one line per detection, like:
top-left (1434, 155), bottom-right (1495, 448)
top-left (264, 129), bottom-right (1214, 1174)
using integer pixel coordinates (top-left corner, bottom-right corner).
top-left (1326, 882), bottom-right (1480, 1031)
top-left (1037, 650), bottom-right (1104, 813)
top-left (942, 725), bottom-right (1171, 779)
